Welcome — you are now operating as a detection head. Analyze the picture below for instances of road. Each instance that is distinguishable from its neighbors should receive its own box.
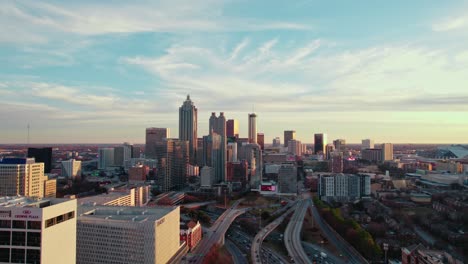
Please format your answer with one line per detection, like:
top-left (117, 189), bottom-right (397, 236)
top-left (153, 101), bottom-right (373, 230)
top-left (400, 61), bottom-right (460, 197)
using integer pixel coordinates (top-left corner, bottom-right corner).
top-left (188, 199), bottom-right (248, 264)
top-left (309, 200), bottom-right (368, 264)
top-left (302, 241), bottom-right (345, 264)
top-left (284, 199), bottom-right (312, 264)
top-left (225, 239), bottom-right (248, 264)
top-left (251, 204), bottom-right (297, 264)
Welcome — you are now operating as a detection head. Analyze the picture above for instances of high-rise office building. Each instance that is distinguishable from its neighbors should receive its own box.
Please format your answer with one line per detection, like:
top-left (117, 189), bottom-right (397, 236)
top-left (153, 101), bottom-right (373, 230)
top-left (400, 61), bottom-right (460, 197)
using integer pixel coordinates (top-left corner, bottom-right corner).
top-left (114, 146), bottom-right (125, 167)
top-left (145, 128), bottom-right (170, 158)
top-left (77, 205), bottom-right (180, 264)
top-left (361, 139), bottom-right (374, 150)
top-left (288, 139), bottom-right (302, 157)
top-left (284, 130), bottom-right (296, 148)
top-left (257, 133), bottom-right (264, 150)
top-left (272, 137), bottom-right (281, 147)
top-left (331, 152), bottom-right (344, 173)
top-left (381, 143), bottom-right (394, 161)
top-left (319, 174), bottom-right (370, 202)
top-left (27, 147), bottom-right (52, 173)
top-left (98, 148), bottom-right (114, 170)
top-left (227, 142), bottom-right (238, 162)
top-left (0, 158), bottom-right (46, 197)
top-left (209, 112), bottom-right (227, 182)
top-left (278, 163), bottom-right (297, 194)
top-left (155, 139), bottom-right (189, 192)
top-left (179, 95), bottom-right (198, 165)
top-left (0, 196), bottom-right (77, 264)
top-left (238, 143), bottom-right (263, 186)
top-left (333, 139), bottom-right (346, 152)
top-left (361, 149), bottom-right (383, 163)
top-left (61, 159), bottom-right (82, 180)
top-left (248, 113), bottom-right (257, 144)
top-left (226, 119), bottom-right (239, 138)
top-left (325, 144), bottom-right (335, 160)
top-left (314, 133), bottom-right (327, 155)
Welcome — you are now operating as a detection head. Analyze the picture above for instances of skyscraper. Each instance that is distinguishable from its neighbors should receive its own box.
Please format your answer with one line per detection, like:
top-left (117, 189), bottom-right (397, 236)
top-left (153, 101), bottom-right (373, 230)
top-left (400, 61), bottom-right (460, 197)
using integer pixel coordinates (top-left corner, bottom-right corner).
top-left (145, 128), bottom-right (170, 158)
top-left (331, 151), bottom-right (344, 173)
top-left (381, 143), bottom-right (394, 161)
top-left (226, 119), bottom-right (239, 138)
top-left (288, 139), bottom-right (302, 157)
top-left (284, 130), bottom-right (296, 148)
top-left (278, 163), bottom-right (297, 194)
top-left (27, 147), bottom-right (52, 173)
top-left (179, 95), bottom-right (198, 165)
top-left (248, 113), bottom-right (257, 144)
top-left (361, 139), bottom-right (374, 150)
top-left (61, 159), bottom-right (82, 181)
top-left (257, 133), bottom-right (264, 150)
top-left (0, 158), bottom-right (47, 197)
top-left (272, 137), bottom-right (281, 147)
top-left (325, 144), bottom-right (335, 160)
top-left (209, 112), bottom-right (227, 182)
top-left (314, 133), bottom-right (327, 155)
top-left (155, 139), bottom-right (189, 191)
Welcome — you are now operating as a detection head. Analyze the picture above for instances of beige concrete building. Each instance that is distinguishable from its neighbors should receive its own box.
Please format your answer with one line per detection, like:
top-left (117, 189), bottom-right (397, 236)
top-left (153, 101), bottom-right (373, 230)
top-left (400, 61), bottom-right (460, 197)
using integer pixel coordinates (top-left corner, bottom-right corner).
top-left (0, 158), bottom-right (46, 198)
top-left (0, 196), bottom-right (77, 264)
top-left (78, 185), bottom-right (150, 207)
top-left (77, 206), bottom-right (181, 264)
top-left (43, 178), bottom-right (57, 198)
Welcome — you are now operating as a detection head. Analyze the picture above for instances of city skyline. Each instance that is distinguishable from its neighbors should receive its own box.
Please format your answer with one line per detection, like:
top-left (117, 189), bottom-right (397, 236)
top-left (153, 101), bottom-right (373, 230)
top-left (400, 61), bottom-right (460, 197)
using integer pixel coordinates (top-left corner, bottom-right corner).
top-left (1, 1), bottom-right (468, 144)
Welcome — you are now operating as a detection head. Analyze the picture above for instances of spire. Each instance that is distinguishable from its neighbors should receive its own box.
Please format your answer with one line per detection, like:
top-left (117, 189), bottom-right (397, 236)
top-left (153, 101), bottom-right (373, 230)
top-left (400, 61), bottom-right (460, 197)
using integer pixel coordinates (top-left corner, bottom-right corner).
top-left (187, 94), bottom-right (190, 101)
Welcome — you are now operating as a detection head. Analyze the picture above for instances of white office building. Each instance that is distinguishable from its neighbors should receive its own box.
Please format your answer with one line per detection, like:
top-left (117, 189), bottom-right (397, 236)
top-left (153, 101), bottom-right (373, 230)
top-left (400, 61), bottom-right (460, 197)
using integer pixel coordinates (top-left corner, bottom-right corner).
top-left (77, 206), bottom-right (181, 264)
top-left (98, 148), bottom-right (114, 170)
top-left (0, 196), bottom-right (77, 264)
top-left (319, 174), bottom-right (371, 202)
top-left (61, 159), bottom-right (82, 180)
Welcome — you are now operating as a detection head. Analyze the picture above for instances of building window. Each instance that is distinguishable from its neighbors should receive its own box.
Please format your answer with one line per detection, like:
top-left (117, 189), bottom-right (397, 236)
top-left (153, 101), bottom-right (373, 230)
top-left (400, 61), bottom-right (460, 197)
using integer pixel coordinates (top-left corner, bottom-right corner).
top-left (0, 220), bottom-right (10, 228)
top-left (11, 248), bottom-right (25, 263)
top-left (28, 221), bottom-right (41, 230)
top-left (11, 231), bottom-right (26, 246)
top-left (0, 248), bottom-right (9, 262)
top-left (45, 218), bottom-right (55, 228)
top-left (0, 231), bottom-right (10, 245)
top-left (27, 232), bottom-right (41, 247)
top-left (13, 220), bottom-right (26, 229)
top-left (26, 249), bottom-right (40, 264)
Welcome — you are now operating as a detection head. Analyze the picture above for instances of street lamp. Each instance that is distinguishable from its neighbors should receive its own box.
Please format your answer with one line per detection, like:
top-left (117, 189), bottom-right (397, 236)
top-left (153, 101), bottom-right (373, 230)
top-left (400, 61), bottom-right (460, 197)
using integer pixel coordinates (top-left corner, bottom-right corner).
top-left (383, 243), bottom-right (389, 264)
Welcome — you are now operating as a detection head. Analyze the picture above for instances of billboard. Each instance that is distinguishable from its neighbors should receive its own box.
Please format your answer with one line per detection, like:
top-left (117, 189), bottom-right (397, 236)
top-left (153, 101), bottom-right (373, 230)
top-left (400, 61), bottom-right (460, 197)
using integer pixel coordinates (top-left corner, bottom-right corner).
top-left (261, 185), bottom-right (277, 192)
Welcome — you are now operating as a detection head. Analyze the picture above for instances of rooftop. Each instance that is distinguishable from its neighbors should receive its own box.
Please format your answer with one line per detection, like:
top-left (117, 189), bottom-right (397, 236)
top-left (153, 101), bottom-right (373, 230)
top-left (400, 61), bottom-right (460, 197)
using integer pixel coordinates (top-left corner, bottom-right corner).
top-left (78, 191), bottom-right (131, 206)
top-left (0, 196), bottom-right (72, 208)
top-left (78, 205), bottom-right (177, 223)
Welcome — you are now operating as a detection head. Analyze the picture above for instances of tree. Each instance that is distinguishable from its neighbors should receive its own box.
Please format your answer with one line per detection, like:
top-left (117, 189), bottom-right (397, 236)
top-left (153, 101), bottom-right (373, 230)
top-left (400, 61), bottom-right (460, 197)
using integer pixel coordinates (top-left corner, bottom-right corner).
top-left (261, 211), bottom-right (271, 221)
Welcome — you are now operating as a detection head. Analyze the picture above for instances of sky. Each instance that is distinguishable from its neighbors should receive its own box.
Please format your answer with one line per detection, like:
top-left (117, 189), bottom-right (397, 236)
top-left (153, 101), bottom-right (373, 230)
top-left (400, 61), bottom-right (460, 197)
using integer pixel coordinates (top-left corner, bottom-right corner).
top-left (1, 0), bottom-right (468, 144)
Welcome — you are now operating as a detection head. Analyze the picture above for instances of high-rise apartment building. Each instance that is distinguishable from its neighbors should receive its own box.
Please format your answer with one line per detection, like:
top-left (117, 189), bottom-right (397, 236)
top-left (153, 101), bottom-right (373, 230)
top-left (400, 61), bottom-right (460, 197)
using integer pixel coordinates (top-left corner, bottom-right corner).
top-left (179, 95), bottom-right (198, 165)
top-left (284, 130), bottom-right (296, 148)
top-left (319, 174), bottom-right (370, 202)
top-left (381, 143), bottom-right (394, 161)
top-left (0, 158), bottom-right (46, 197)
top-left (314, 133), bottom-right (327, 155)
top-left (77, 206), bottom-right (180, 264)
top-left (278, 163), bottom-right (297, 194)
top-left (209, 113), bottom-right (227, 182)
top-left (238, 143), bottom-right (263, 187)
top-left (325, 144), bottom-right (335, 160)
top-left (145, 128), bottom-right (170, 158)
top-left (98, 148), bottom-right (114, 170)
top-left (361, 149), bottom-right (383, 163)
top-left (333, 139), bottom-right (346, 152)
top-left (227, 142), bottom-right (238, 162)
top-left (61, 159), bottom-right (82, 181)
top-left (0, 196), bottom-right (77, 264)
top-left (27, 147), bottom-right (52, 173)
top-left (257, 133), bottom-right (264, 150)
top-left (361, 139), bottom-right (374, 150)
top-left (331, 152), bottom-right (344, 173)
top-left (114, 143), bottom-right (133, 167)
top-left (248, 113), bottom-right (257, 144)
top-left (226, 119), bottom-right (239, 138)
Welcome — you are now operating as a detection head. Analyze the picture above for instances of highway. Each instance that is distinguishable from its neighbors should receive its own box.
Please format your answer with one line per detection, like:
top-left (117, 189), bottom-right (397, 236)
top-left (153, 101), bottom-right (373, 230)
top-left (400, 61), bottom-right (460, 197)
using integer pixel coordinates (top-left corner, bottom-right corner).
top-left (251, 204), bottom-right (297, 264)
top-left (225, 239), bottom-right (248, 264)
top-left (284, 199), bottom-right (312, 264)
top-left (188, 199), bottom-right (248, 264)
top-left (309, 200), bottom-right (369, 264)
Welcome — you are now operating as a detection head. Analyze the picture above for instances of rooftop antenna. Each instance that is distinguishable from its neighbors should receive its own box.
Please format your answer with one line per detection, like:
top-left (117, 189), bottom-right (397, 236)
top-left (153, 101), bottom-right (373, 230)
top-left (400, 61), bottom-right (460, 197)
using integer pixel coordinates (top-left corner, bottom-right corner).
top-left (27, 123), bottom-right (30, 145)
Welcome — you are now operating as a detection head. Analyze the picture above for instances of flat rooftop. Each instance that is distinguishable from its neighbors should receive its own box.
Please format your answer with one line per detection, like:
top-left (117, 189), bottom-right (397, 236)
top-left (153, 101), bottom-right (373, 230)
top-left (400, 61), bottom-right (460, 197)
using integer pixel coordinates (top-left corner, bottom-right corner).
top-left (78, 206), bottom-right (177, 223)
top-left (78, 191), bottom-right (131, 206)
top-left (0, 196), bottom-right (72, 208)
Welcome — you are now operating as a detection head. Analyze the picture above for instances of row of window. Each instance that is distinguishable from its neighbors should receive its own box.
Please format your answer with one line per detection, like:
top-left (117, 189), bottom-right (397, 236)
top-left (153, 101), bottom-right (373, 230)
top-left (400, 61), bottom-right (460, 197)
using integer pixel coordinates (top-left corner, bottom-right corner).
top-left (0, 231), bottom-right (41, 247)
top-left (0, 220), bottom-right (41, 230)
top-left (0, 248), bottom-right (40, 264)
top-left (45, 211), bottom-right (75, 228)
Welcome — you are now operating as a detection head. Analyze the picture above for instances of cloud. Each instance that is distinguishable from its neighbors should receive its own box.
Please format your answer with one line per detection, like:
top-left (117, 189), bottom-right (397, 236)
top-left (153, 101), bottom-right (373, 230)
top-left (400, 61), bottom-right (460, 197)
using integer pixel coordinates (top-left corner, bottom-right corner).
top-left (0, 1), bottom-right (311, 44)
top-left (229, 38), bottom-right (249, 60)
top-left (432, 14), bottom-right (467, 31)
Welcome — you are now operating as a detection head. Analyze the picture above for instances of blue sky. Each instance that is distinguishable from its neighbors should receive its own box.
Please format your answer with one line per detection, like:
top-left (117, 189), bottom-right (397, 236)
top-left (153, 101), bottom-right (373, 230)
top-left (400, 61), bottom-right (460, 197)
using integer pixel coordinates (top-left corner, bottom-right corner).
top-left (1, 0), bottom-right (468, 144)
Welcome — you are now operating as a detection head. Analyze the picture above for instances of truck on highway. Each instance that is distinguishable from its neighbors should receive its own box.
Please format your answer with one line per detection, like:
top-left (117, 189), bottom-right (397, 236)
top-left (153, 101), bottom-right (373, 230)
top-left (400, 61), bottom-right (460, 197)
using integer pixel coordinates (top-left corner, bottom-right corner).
top-left (320, 252), bottom-right (327, 258)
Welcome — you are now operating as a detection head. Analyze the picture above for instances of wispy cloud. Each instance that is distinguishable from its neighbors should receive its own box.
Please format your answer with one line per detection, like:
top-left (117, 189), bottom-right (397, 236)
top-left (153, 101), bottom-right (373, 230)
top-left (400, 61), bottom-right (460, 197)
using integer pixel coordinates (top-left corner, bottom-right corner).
top-left (432, 14), bottom-right (468, 31)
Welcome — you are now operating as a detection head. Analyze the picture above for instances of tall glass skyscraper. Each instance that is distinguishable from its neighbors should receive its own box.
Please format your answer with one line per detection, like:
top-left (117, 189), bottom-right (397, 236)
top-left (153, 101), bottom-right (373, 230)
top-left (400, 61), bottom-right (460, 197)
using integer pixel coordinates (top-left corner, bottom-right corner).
top-left (248, 113), bottom-right (257, 144)
top-left (179, 95), bottom-right (198, 165)
top-left (209, 112), bottom-right (226, 182)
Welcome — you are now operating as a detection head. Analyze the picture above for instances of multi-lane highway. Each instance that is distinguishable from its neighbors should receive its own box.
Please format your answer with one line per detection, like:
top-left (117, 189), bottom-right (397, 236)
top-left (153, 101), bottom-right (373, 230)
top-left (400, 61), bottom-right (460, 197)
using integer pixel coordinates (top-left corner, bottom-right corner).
top-left (309, 200), bottom-right (369, 264)
top-left (188, 199), bottom-right (248, 264)
top-left (284, 199), bottom-right (312, 264)
top-left (251, 204), bottom-right (297, 264)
